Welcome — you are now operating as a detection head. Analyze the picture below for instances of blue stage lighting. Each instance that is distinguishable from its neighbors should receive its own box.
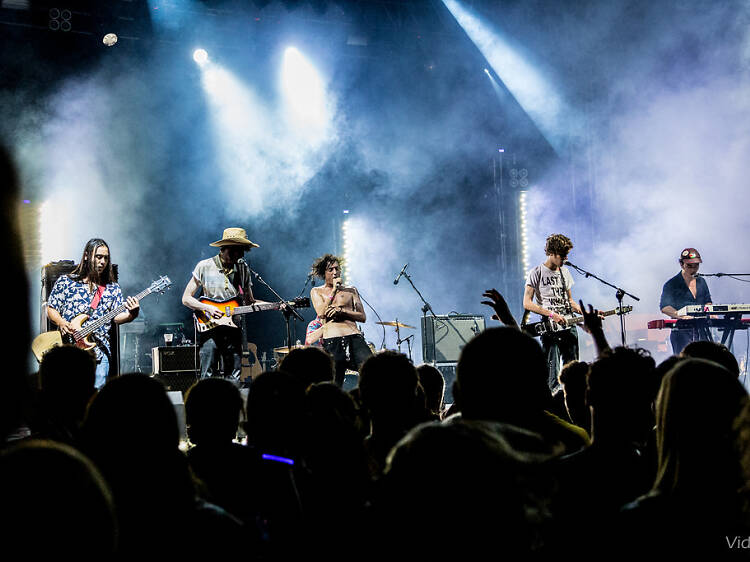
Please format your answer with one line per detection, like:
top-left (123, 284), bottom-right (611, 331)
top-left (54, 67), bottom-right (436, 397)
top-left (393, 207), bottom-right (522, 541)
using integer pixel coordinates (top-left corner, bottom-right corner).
top-left (193, 49), bottom-right (209, 67)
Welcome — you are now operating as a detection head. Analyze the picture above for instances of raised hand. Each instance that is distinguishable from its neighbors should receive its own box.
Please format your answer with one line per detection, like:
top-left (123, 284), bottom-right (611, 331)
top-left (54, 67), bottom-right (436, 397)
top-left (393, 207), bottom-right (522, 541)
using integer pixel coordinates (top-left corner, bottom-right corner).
top-left (481, 289), bottom-right (518, 328)
top-left (579, 299), bottom-right (610, 355)
top-left (578, 300), bottom-right (602, 334)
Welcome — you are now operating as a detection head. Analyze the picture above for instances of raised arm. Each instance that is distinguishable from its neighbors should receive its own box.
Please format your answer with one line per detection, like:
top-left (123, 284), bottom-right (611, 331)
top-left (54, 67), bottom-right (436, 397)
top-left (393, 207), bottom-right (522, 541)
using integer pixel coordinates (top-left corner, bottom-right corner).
top-left (579, 300), bottom-right (610, 356)
top-left (481, 288), bottom-right (519, 329)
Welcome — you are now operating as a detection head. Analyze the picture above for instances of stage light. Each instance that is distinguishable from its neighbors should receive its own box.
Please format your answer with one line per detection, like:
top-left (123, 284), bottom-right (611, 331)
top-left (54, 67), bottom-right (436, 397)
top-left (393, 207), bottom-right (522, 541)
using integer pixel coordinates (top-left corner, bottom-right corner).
top-left (280, 46), bottom-right (330, 140)
top-left (519, 191), bottom-right (530, 280)
top-left (102, 33), bottom-right (118, 47)
top-left (341, 218), bottom-right (351, 285)
top-left (442, 0), bottom-right (566, 152)
top-left (193, 48), bottom-right (209, 67)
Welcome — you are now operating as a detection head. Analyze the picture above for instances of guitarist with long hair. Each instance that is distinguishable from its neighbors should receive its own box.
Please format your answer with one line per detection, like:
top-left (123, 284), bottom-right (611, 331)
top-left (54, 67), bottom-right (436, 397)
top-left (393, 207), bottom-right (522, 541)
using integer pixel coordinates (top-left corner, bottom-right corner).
top-left (47, 238), bottom-right (140, 388)
top-left (522, 233), bottom-right (583, 397)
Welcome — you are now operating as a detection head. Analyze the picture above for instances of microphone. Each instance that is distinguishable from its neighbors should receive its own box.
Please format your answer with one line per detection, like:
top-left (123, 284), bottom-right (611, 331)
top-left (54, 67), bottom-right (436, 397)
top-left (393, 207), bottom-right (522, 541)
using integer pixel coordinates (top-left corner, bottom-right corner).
top-left (564, 261), bottom-right (573, 267)
top-left (393, 263), bottom-right (408, 285)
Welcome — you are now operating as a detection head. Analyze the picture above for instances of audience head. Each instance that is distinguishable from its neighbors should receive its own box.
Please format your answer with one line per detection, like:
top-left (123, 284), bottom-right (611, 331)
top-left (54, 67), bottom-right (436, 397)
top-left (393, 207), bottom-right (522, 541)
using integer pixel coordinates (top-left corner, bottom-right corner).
top-left (681, 340), bottom-right (740, 376)
top-left (83, 373), bottom-right (179, 461)
top-left (185, 377), bottom-right (244, 446)
top-left (38, 345), bottom-right (97, 410)
top-left (586, 347), bottom-right (655, 417)
top-left (0, 144), bottom-right (31, 443)
top-left (455, 327), bottom-right (551, 422)
top-left (557, 360), bottom-right (590, 429)
top-left (653, 358), bottom-right (747, 496)
top-left (0, 439), bottom-right (118, 557)
top-left (358, 351), bottom-right (419, 426)
top-left (380, 419), bottom-right (552, 557)
top-left (416, 363), bottom-right (445, 418)
top-left (244, 370), bottom-right (306, 455)
top-left (279, 346), bottom-right (335, 387)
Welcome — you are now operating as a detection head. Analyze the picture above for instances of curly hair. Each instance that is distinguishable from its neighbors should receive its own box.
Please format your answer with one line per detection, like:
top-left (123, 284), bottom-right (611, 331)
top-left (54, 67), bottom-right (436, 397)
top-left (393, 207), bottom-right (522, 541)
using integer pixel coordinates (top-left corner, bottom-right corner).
top-left (544, 234), bottom-right (573, 257)
top-left (311, 253), bottom-right (341, 279)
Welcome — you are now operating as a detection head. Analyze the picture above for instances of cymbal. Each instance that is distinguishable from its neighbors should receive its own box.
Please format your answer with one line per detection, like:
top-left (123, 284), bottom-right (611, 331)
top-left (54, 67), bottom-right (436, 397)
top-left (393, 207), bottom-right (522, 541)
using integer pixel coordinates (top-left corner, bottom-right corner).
top-left (376, 321), bottom-right (415, 329)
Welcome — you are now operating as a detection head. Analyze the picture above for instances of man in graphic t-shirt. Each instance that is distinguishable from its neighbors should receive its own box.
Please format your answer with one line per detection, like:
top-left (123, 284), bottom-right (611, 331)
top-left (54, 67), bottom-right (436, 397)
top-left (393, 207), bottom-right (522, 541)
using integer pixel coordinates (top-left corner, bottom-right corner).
top-left (523, 233), bottom-right (583, 396)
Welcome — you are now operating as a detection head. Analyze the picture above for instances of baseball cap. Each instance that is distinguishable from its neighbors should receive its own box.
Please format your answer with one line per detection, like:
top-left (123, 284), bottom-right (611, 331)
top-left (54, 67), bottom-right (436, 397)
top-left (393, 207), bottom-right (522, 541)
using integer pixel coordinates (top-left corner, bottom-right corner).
top-left (680, 248), bottom-right (702, 264)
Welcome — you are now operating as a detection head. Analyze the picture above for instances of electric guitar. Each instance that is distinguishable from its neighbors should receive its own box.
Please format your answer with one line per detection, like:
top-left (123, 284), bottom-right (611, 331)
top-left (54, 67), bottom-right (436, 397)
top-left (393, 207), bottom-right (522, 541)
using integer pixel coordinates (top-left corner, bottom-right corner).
top-left (194, 296), bottom-right (311, 333)
top-left (522, 305), bottom-right (633, 337)
top-left (32, 276), bottom-right (172, 362)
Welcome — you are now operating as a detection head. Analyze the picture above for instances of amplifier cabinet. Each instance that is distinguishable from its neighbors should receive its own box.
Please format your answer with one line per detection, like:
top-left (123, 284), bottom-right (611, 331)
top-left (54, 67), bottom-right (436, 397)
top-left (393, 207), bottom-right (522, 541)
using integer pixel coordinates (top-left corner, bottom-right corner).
top-left (152, 346), bottom-right (199, 374)
top-left (421, 315), bottom-right (485, 363)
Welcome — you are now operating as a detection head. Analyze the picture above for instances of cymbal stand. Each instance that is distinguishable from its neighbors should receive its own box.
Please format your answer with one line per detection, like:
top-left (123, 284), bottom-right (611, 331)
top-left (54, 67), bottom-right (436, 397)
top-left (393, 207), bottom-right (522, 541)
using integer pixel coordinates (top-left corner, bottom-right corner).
top-left (393, 319), bottom-right (414, 361)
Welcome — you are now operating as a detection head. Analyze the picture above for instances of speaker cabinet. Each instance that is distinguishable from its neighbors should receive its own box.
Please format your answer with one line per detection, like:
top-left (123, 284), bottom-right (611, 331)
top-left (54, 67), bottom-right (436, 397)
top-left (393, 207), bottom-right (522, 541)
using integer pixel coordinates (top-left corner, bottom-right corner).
top-left (152, 346), bottom-right (199, 373)
top-left (167, 390), bottom-right (188, 440)
top-left (421, 315), bottom-right (485, 363)
top-left (435, 363), bottom-right (457, 405)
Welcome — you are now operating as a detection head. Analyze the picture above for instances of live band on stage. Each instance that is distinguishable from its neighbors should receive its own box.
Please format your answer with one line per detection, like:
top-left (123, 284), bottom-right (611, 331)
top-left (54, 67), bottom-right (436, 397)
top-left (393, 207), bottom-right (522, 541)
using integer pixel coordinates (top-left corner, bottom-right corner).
top-left (32, 229), bottom-right (750, 390)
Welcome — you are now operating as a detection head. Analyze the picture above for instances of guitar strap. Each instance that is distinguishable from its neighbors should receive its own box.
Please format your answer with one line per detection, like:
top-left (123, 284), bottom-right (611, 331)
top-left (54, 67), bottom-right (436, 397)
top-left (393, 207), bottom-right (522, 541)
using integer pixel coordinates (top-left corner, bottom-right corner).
top-left (87, 285), bottom-right (105, 315)
top-left (559, 268), bottom-right (573, 316)
top-left (213, 254), bottom-right (251, 302)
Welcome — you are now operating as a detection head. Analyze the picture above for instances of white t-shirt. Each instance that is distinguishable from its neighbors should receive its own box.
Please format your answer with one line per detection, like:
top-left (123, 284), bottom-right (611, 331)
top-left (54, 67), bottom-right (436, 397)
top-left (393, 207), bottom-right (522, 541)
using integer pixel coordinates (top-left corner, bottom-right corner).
top-left (526, 264), bottom-right (575, 317)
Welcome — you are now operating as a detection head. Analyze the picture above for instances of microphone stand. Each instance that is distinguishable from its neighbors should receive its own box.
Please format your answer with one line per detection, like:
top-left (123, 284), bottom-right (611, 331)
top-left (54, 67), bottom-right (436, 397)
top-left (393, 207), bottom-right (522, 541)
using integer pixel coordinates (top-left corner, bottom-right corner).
top-left (248, 268), bottom-right (304, 353)
top-left (401, 270), bottom-right (437, 318)
top-left (698, 273), bottom-right (750, 278)
top-left (565, 261), bottom-right (639, 347)
top-left (297, 274), bottom-right (314, 297)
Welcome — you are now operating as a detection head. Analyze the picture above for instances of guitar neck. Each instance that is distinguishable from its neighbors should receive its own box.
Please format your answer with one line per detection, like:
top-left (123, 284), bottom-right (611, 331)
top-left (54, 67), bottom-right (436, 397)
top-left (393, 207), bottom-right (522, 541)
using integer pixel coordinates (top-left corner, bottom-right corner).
top-left (565, 308), bottom-right (621, 327)
top-left (232, 301), bottom-right (285, 315)
top-left (78, 286), bottom-right (153, 336)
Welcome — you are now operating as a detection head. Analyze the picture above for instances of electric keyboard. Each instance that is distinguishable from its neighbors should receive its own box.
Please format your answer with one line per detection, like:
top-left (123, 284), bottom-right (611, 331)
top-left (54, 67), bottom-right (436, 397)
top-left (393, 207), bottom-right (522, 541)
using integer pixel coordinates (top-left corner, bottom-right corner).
top-left (676, 304), bottom-right (750, 316)
top-left (647, 318), bottom-right (750, 330)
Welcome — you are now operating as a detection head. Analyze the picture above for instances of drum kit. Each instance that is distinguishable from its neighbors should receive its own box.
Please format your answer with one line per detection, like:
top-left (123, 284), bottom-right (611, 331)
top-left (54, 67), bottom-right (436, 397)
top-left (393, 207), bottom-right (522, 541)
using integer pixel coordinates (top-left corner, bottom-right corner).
top-left (270, 319), bottom-right (416, 363)
top-left (375, 319), bottom-right (416, 359)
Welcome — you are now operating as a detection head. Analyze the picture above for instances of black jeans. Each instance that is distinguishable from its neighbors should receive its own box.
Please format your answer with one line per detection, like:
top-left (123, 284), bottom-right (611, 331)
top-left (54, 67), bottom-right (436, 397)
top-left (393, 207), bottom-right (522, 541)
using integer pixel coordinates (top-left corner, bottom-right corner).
top-left (541, 327), bottom-right (579, 396)
top-left (322, 333), bottom-right (373, 387)
top-left (670, 321), bottom-right (711, 354)
top-left (198, 326), bottom-right (242, 380)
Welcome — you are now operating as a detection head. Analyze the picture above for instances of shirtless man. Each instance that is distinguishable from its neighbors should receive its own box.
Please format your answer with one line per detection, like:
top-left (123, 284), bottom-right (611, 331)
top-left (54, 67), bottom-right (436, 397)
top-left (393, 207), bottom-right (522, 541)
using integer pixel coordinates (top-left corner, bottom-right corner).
top-left (309, 254), bottom-right (372, 387)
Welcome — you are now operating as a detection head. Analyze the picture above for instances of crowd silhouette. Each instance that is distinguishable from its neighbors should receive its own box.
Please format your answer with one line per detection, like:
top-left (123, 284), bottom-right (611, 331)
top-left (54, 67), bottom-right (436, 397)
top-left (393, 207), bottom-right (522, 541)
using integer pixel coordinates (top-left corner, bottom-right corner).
top-left (3, 143), bottom-right (750, 559)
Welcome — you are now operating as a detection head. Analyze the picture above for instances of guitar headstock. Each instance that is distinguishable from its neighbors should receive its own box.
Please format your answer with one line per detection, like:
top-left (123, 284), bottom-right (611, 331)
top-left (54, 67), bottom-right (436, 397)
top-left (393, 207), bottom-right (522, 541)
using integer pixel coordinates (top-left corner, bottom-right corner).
top-left (150, 276), bottom-right (173, 294)
top-left (617, 305), bottom-right (633, 315)
top-left (292, 297), bottom-right (311, 308)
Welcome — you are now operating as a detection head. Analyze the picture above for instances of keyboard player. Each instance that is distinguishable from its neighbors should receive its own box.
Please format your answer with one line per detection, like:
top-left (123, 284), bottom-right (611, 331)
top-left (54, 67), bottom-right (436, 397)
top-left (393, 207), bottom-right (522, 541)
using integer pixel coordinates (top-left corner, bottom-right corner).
top-left (659, 247), bottom-right (712, 353)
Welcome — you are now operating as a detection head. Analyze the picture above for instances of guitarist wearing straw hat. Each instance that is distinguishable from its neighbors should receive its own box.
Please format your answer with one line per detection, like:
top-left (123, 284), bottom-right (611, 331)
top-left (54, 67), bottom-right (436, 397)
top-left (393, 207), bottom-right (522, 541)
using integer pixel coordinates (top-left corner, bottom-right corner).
top-left (182, 227), bottom-right (271, 380)
top-left (47, 238), bottom-right (140, 389)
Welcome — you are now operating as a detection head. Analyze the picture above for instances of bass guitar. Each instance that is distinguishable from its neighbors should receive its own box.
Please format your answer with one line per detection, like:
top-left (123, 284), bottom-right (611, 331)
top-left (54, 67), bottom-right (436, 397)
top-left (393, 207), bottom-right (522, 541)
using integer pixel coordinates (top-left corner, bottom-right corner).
top-left (32, 276), bottom-right (172, 362)
top-left (194, 296), bottom-right (311, 333)
top-left (522, 305), bottom-right (633, 337)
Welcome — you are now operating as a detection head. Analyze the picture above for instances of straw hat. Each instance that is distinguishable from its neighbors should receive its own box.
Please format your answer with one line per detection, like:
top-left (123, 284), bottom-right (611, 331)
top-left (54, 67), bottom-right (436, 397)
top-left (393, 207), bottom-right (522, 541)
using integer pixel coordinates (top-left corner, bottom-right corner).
top-left (209, 227), bottom-right (259, 248)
